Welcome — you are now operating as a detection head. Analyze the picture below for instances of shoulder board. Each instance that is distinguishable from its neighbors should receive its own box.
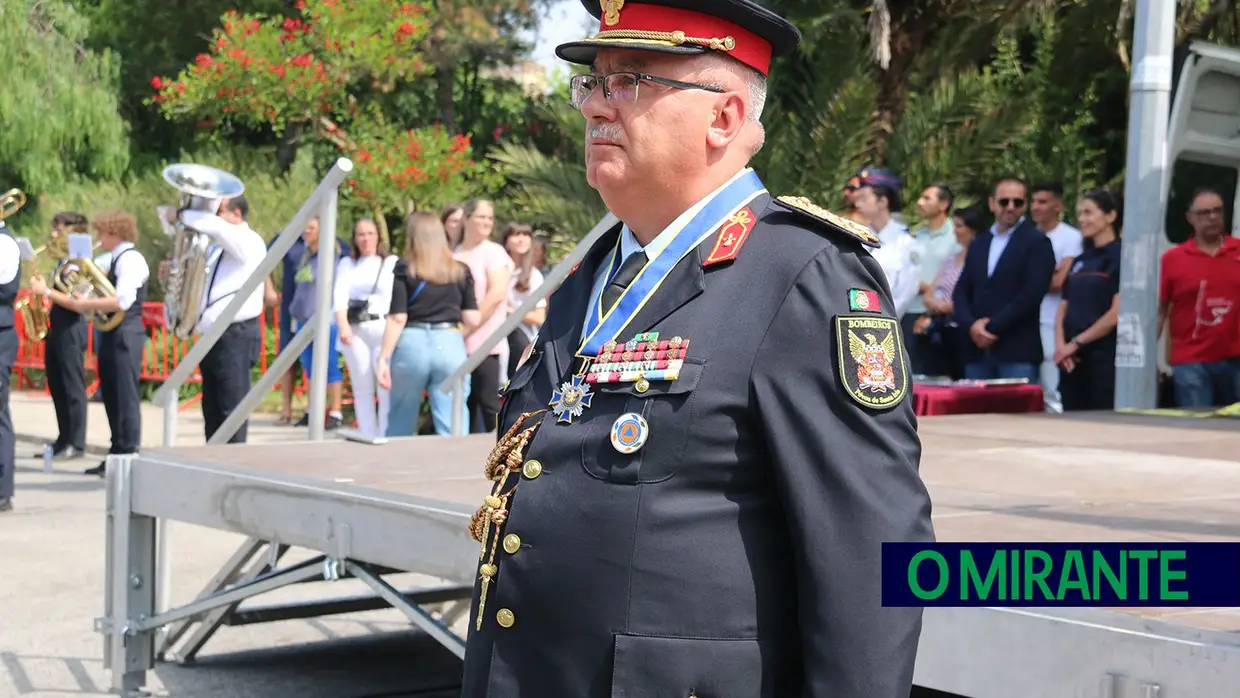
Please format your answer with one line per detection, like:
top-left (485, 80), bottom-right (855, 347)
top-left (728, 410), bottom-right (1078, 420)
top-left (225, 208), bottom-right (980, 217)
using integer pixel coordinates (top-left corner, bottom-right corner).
top-left (703, 206), bottom-right (757, 267)
top-left (773, 195), bottom-right (881, 248)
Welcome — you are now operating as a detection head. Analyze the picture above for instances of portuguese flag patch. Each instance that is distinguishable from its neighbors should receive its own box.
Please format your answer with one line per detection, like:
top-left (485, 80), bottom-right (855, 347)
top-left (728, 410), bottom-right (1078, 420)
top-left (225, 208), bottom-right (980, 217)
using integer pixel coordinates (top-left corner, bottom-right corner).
top-left (848, 288), bottom-right (881, 313)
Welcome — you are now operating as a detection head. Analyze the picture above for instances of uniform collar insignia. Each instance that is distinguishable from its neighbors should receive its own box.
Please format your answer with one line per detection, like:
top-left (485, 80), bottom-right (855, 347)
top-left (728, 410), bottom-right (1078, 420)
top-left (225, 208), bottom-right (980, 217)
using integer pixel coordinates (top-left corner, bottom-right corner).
top-left (703, 206), bottom-right (756, 267)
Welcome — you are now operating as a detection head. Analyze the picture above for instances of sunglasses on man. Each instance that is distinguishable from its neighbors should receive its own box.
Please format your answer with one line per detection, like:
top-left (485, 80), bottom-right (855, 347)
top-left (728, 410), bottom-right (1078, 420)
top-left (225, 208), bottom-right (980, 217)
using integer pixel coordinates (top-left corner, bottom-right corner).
top-left (996, 197), bottom-right (1026, 209)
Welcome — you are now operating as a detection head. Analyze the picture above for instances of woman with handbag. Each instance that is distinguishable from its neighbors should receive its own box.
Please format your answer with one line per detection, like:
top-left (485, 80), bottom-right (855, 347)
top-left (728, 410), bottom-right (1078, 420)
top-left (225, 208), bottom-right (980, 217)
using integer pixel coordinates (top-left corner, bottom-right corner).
top-left (334, 218), bottom-right (398, 439)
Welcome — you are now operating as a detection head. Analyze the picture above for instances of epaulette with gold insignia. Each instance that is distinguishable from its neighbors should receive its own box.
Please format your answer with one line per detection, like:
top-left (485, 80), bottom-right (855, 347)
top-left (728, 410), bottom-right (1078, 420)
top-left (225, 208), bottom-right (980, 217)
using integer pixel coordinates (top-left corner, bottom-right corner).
top-left (774, 195), bottom-right (881, 248)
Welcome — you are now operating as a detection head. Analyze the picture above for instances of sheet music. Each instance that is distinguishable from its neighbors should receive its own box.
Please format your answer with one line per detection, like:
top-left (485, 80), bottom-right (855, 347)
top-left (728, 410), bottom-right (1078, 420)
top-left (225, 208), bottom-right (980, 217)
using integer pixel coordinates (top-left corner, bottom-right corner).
top-left (67, 234), bottom-right (93, 260)
top-left (15, 238), bottom-right (35, 261)
top-left (155, 205), bottom-right (177, 237)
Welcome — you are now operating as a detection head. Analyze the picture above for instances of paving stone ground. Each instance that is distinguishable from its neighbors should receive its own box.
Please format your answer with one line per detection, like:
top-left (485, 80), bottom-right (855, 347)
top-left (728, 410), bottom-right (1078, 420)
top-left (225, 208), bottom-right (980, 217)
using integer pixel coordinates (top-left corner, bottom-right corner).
top-left (1, 393), bottom-right (463, 698)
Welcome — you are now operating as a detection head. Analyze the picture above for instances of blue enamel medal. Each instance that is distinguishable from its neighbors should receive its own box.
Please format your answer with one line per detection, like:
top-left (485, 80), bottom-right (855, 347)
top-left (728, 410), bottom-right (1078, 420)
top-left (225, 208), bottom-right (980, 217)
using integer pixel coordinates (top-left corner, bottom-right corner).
top-left (550, 375), bottom-right (594, 424)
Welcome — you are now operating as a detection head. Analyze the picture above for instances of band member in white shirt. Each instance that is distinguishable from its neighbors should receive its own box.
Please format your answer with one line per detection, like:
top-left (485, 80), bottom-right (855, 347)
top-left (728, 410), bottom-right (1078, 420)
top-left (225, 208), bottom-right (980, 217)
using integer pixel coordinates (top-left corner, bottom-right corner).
top-left (37, 211), bottom-right (149, 477)
top-left (333, 218), bottom-right (397, 439)
top-left (0, 217), bottom-right (20, 510)
top-left (178, 195), bottom-right (266, 443)
top-left (39, 212), bottom-right (90, 461)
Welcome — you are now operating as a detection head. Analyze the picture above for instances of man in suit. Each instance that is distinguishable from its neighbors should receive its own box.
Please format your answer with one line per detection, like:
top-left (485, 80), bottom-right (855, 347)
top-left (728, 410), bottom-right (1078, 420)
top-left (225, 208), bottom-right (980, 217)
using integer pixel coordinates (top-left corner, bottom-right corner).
top-left (459, 1), bottom-right (935, 696)
top-left (952, 175), bottom-right (1056, 381)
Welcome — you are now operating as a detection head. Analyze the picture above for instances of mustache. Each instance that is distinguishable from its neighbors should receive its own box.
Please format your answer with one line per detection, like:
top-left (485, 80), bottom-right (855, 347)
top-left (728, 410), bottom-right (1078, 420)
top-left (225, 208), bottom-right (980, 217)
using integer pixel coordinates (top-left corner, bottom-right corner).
top-left (587, 123), bottom-right (625, 143)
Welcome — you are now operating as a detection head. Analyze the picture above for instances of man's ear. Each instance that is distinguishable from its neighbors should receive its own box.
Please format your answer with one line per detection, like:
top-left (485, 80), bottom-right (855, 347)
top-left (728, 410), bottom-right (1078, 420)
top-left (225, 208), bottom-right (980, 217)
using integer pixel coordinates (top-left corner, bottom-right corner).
top-left (705, 91), bottom-right (747, 149)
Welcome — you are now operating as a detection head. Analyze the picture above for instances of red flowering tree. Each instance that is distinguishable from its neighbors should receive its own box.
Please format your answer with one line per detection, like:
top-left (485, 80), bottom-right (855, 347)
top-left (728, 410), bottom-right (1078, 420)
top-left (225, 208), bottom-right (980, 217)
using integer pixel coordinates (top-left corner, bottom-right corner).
top-left (149, 0), bottom-right (500, 229)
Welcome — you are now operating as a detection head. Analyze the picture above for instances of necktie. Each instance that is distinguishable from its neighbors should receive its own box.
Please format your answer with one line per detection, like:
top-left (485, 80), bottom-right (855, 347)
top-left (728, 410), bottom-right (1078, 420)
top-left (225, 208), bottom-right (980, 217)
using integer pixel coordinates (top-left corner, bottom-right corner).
top-left (601, 251), bottom-right (648, 315)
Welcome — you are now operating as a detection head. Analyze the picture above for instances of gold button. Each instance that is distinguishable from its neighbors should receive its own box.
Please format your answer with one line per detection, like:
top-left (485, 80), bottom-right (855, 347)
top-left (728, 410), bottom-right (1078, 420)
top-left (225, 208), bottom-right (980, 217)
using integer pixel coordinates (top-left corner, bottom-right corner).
top-left (635, 377), bottom-right (650, 393)
top-left (522, 459), bottom-right (543, 479)
top-left (503, 533), bottom-right (521, 554)
top-left (496, 608), bottom-right (515, 628)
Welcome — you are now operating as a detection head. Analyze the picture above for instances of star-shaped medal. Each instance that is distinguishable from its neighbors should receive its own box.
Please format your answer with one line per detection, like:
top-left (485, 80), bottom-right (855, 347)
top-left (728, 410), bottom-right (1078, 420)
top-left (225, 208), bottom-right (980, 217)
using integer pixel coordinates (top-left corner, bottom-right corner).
top-left (550, 375), bottom-right (594, 424)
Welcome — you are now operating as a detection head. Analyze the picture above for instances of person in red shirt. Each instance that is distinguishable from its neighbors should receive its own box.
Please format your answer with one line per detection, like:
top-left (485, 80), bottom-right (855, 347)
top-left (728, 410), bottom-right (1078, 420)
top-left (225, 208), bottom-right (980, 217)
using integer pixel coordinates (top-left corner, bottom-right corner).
top-left (1158, 187), bottom-right (1240, 407)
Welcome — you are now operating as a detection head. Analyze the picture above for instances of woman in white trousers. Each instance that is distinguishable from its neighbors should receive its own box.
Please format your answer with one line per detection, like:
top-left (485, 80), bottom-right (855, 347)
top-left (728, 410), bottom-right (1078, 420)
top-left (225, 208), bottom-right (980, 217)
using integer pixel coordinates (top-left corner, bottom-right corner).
top-left (334, 218), bottom-right (397, 439)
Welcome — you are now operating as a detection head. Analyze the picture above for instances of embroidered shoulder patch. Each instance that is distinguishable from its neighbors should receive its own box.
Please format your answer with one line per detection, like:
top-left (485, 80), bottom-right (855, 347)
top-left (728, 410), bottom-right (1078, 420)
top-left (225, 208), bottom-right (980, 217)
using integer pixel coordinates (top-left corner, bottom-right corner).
top-left (774, 195), bottom-right (881, 247)
top-left (848, 288), bottom-right (881, 313)
top-left (835, 315), bottom-right (908, 410)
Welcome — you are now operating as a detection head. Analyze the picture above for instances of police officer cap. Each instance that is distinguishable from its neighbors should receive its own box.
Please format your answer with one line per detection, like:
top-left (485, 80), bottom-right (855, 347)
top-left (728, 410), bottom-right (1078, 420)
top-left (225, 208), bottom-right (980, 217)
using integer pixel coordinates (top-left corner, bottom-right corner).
top-left (858, 167), bottom-right (903, 192)
top-left (555, 0), bottom-right (802, 77)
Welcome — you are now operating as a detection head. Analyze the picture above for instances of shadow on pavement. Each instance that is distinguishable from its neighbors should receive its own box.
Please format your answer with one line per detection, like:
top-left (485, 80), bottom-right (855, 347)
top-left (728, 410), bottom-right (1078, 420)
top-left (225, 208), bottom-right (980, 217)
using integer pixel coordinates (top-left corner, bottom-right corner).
top-left (155, 630), bottom-right (462, 698)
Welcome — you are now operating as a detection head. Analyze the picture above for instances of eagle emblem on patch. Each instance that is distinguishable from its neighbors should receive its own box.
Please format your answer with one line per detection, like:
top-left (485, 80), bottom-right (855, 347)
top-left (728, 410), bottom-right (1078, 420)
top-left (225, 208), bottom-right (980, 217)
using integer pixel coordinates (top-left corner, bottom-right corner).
top-left (835, 315), bottom-right (908, 409)
top-left (775, 195), bottom-right (881, 247)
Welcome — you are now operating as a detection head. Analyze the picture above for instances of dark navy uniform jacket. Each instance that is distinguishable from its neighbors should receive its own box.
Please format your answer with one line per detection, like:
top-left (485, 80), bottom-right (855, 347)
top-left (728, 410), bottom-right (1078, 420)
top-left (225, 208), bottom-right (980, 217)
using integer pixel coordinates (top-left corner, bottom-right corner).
top-left (1061, 239), bottom-right (1122, 352)
top-left (461, 190), bottom-right (935, 698)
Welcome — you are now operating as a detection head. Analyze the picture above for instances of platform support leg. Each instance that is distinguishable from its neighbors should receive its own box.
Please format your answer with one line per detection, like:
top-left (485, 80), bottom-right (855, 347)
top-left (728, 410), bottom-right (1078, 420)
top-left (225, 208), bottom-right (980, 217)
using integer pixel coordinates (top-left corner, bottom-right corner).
top-left (347, 562), bottom-right (467, 659)
top-left (438, 600), bottom-right (471, 628)
top-left (157, 536), bottom-right (270, 659)
top-left (172, 542), bottom-right (290, 663)
top-left (104, 454), bottom-right (156, 697)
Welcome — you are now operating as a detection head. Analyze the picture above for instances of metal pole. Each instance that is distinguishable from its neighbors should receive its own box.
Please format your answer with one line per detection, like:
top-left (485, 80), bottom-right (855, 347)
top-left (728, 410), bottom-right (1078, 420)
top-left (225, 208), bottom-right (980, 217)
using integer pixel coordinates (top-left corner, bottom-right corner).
top-left (450, 377), bottom-right (465, 436)
top-left (439, 213), bottom-right (619, 396)
top-left (1115, 0), bottom-right (1176, 410)
top-left (207, 313), bottom-right (319, 445)
top-left (156, 392), bottom-right (177, 633)
top-left (307, 190), bottom-right (339, 441)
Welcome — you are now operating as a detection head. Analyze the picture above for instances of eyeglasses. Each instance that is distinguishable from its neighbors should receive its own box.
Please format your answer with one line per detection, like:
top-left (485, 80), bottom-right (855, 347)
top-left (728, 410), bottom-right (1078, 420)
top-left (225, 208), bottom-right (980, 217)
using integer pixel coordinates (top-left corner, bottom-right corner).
top-left (1191, 206), bottom-right (1224, 218)
top-left (569, 72), bottom-right (725, 110)
top-left (997, 198), bottom-right (1026, 209)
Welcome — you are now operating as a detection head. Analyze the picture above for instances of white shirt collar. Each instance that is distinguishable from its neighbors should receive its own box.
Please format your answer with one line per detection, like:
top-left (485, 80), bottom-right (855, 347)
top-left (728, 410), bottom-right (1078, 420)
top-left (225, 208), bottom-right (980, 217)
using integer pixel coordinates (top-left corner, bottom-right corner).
top-left (991, 216), bottom-right (1026, 237)
top-left (617, 168), bottom-right (752, 262)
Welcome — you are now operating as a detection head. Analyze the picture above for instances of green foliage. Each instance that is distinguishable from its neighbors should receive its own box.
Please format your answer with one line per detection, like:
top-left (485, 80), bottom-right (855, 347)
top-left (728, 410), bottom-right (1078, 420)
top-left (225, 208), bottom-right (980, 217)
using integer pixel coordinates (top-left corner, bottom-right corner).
top-left (487, 91), bottom-right (606, 261)
top-left (0, 0), bottom-right (129, 195)
top-left (82, 0), bottom-right (289, 164)
top-left (152, 1), bottom-right (432, 134)
top-left (148, 0), bottom-right (503, 226)
top-left (990, 18), bottom-right (1109, 206)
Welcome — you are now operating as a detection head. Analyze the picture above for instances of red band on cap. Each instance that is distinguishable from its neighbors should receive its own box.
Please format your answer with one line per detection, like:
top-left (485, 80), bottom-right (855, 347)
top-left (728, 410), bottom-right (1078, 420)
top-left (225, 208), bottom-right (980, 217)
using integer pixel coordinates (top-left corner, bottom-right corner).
top-left (599, 4), bottom-right (773, 75)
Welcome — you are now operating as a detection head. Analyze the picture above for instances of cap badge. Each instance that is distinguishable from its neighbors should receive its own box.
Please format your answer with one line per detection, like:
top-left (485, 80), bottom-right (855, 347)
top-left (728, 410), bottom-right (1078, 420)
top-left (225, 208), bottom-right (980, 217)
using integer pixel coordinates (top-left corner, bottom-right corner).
top-left (602, 0), bottom-right (624, 26)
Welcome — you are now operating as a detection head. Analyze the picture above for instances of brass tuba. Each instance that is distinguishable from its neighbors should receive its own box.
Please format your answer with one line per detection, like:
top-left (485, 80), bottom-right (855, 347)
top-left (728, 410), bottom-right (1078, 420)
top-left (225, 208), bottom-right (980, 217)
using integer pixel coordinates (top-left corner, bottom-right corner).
top-left (160, 163), bottom-right (245, 339)
top-left (55, 235), bottom-right (124, 332)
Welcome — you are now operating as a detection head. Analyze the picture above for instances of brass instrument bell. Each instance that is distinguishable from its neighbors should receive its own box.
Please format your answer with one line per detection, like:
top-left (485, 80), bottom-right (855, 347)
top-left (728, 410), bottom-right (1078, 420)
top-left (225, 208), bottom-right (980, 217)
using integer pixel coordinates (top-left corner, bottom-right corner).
top-left (0, 189), bottom-right (26, 221)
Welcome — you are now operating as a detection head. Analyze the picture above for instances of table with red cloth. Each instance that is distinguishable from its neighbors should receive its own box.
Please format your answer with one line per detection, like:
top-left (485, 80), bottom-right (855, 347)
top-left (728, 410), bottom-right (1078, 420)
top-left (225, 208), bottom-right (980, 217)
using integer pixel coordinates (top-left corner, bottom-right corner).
top-left (912, 382), bottom-right (1045, 416)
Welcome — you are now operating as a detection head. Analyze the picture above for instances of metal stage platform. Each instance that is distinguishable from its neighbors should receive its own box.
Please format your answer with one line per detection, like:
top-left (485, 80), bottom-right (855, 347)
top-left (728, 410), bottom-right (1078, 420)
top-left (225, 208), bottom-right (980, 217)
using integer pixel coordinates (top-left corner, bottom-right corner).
top-left (98, 413), bottom-right (1240, 697)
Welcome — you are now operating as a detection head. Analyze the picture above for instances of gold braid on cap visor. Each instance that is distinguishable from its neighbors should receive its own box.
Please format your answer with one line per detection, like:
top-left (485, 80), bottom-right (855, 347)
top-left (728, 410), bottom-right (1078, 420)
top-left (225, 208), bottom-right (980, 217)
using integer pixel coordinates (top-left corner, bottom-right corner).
top-left (581, 29), bottom-right (737, 52)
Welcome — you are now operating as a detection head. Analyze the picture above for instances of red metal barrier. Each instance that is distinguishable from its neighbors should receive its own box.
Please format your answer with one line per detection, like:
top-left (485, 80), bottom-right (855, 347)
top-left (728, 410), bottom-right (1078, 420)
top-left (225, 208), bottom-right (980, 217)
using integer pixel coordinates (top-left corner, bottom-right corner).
top-left (10, 291), bottom-right (347, 410)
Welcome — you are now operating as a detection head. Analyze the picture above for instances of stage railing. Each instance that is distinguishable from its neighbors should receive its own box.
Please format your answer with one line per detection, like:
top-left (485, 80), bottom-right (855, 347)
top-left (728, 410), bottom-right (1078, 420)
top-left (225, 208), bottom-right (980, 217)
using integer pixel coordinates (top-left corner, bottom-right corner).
top-left (145, 157), bottom-right (354, 623)
top-left (438, 213), bottom-right (618, 435)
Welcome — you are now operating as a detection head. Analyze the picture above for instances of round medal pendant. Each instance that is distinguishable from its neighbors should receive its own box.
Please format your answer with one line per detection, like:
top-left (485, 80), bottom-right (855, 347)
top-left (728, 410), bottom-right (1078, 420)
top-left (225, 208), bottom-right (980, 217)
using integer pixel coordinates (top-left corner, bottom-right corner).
top-left (610, 412), bottom-right (649, 454)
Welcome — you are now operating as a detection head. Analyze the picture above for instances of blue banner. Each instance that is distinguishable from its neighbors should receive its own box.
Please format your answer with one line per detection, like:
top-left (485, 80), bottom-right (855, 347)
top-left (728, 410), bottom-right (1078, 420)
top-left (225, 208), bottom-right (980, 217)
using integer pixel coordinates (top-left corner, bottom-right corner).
top-left (577, 168), bottom-right (767, 358)
top-left (881, 542), bottom-right (1240, 607)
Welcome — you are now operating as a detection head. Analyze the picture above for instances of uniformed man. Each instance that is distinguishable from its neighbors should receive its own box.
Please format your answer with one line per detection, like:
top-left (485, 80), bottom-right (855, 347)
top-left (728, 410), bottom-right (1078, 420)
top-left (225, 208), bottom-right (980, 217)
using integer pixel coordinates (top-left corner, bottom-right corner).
top-left (461, 1), bottom-right (935, 696)
top-left (177, 195), bottom-right (266, 443)
top-left (38, 211), bottom-right (149, 477)
top-left (38, 212), bottom-right (91, 461)
top-left (855, 167), bottom-right (922, 318)
top-left (0, 215), bottom-right (21, 512)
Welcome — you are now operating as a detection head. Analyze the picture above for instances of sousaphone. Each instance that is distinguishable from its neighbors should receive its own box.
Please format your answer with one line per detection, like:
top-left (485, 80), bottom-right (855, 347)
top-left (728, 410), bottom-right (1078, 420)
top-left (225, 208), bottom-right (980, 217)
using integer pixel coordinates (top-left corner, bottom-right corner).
top-left (160, 163), bottom-right (245, 339)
